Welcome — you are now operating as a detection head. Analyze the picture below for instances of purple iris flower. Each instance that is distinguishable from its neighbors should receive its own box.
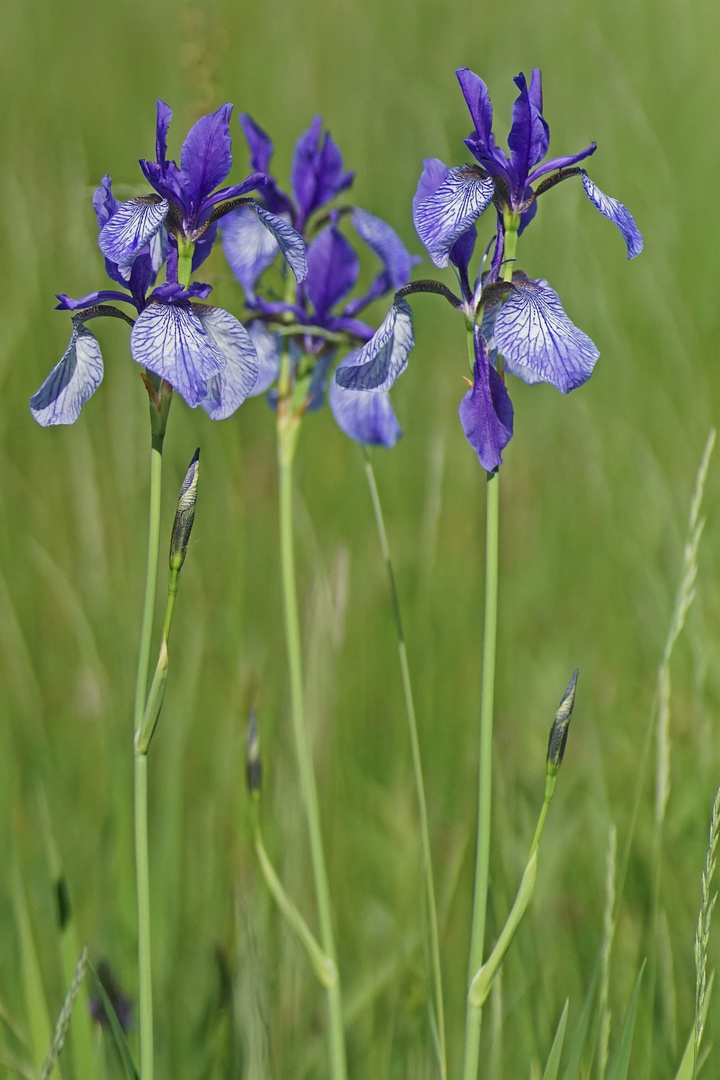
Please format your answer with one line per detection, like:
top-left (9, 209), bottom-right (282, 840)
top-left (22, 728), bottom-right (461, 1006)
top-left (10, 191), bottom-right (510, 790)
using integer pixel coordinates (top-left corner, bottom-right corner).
top-left (338, 68), bottom-right (643, 473)
top-left (31, 105), bottom-right (309, 427)
top-left (97, 100), bottom-right (306, 282)
top-left (222, 116), bottom-right (418, 447)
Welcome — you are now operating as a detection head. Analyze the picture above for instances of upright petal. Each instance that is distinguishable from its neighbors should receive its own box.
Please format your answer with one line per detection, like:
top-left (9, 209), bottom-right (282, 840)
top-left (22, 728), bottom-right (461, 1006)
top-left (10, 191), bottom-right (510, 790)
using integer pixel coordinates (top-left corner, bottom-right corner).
top-left (92, 175), bottom-right (120, 230)
top-left (458, 327), bottom-right (513, 472)
top-left (195, 306), bottom-right (259, 420)
top-left (334, 299), bottom-right (414, 393)
top-left (30, 322), bottom-right (104, 426)
top-left (247, 322), bottom-right (281, 395)
top-left (494, 279), bottom-right (599, 392)
top-left (130, 300), bottom-right (225, 406)
top-left (98, 196), bottom-right (168, 278)
top-left (456, 68), bottom-right (494, 147)
top-left (180, 103), bottom-right (233, 213)
top-left (306, 225), bottom-right (359, 316)
top-left (581, 172), bottom-right (643, 258)
top-left (291, 117), bottom-right (353, 225)
top-left (507, 70), bottom-right (550, 184)
top-left (330, 350), bottom-right (402, 447)
top-left (413, 165), bottom-right (494, 268)
top-left (239, 114), bottom-right (274, 173)
top-left (314, 130), bottom-right (354, 209)
top-left (222, 205), bottom-right (280, 299)
top-left (156, 100), bottom-right (173, 167)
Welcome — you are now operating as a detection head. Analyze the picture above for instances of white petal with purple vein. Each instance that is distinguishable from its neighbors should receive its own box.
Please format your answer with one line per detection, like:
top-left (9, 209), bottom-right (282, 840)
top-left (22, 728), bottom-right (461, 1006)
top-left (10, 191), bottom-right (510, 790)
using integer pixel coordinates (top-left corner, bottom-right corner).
top-left (334, 299), bottom-right (414, 393)
top-left (330, 351), bottom-right (401, 447)
top-left (248, 322), bottom-right (281, 395)
top-left (30, 323), bottom-right (104, 426)
top-left (254, 205), bottom-right (308, 282)
top-left (194, 306), bottom-right (259, 420)
top-left (494, 279), bottom-right (599, 393)
top-left (99, 196), bottom-right (169, 278)
top-left (581, 172), bottom-right (643, 259)
top-left (130, 301), bottom-right (225, 407)
top-left (413, 166), bottom-right (494, 268)
top-left (221, 206), bottom-right (281, 297)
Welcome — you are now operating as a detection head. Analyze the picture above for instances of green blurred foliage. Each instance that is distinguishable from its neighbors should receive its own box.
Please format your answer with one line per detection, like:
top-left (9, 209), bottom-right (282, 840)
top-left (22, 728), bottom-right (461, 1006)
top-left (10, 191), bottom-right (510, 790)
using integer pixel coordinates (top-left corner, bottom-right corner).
top-left (1, 0), bottom-right (719, 1076)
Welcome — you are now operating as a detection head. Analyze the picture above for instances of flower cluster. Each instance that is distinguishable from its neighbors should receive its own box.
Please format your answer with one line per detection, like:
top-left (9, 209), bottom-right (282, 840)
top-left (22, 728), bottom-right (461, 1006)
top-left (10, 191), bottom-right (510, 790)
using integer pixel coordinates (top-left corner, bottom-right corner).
top-left (220, 114), bottom-right (418, 446)
top-left (31, 102), bottom-right (307, 426)
top-left (336, 68), bottom-right (643, 471)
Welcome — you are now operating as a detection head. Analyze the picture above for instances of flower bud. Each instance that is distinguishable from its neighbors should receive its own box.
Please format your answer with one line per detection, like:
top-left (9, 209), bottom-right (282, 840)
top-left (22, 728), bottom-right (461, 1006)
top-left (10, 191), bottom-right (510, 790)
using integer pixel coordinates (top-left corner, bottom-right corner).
top-left (169, 448), bottom-right (200, 573)
top-left (546, 668), bottom-right (578, 774)
top-left (246, 710), bottom-right (262, 796)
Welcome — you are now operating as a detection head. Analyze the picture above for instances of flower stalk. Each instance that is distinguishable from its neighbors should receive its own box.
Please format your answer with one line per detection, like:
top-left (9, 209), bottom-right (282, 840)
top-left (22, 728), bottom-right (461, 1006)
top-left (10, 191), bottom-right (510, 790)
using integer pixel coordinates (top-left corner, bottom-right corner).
top-left (276, 383), bottom-right (347, 1080)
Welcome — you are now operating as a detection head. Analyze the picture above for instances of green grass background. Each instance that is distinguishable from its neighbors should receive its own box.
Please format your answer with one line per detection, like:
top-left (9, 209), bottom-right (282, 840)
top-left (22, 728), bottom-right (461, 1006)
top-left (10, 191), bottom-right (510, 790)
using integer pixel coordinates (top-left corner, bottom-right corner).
top-left (1, 0), bottom-right (719, 1076)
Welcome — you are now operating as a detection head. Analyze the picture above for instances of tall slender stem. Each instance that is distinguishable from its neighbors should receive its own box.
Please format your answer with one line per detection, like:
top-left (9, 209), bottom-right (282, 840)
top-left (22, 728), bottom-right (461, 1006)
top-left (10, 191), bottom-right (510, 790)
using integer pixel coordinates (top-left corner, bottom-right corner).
top-left (277, 417), bottom-right (347, 1080)
top-left (363, 450), bottom-right (446, 1078)
top-left (462, 221), bottom-right (517, 1080)
top-left (133, 431), bottom-right (165, 1080)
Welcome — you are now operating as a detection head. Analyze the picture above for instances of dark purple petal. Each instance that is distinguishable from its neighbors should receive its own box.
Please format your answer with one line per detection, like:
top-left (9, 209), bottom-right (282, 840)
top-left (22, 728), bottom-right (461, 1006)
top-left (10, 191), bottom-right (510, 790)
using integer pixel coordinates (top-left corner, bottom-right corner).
top-left (581, 172), bottom-right (643, 258)
top-left (194, 306), bottom-right (259, 419)
top-left (458, 326), bottom-right (513, 472)
top-left (334, 299), bottom-right (413, 392)
top-left (247, 322), bottom-right (281, 395)
top-left (305, 350), bottom-right (333, 412)
top-left (314, 130), bottom-right (354, 208)
top-left (449, 225), bottom-right (477, 281)
top-left (140, 158), bottom-right (188, 210)
top-left (507, 70), bottom-right (549, 184)
top-left (306, 225), bottom-right (359, 316)
top-left (351, 207), bottom-right (417, 289)
top-left (290, 117), bottom-right (353, 225)
top-left (330, 350), bottom-right (402, 447)
top-left (456, 68), bottom-right (494, 148)
top-left (56, 290), bottom-right (134, 310)
top-left (98, 196), bottom-right (168, 279)
top-left (324, 315), bottom-right (375, 340)
top-left (130, 300), bottom-right (225, 406)
top-left (413, 164), bottom-right (494, 268)
top-left (191, 221), bottom-right (217, 272)
top-left (156, 100), bottom-right (173, 167)
top-left (222, 206), bottom-right (280, 299)
top-left (527, 143), bottom-right (596, 183)
top-left (494, 279), bottom-right (599, 392)
top-left (30, 323), bottom-right (104, 426)
top-left (202, 172), bottom-right (268, 209)
top-left (150, 280), bottom-right (212, 302)
top-left (240, 114), bottom-right (274, 173)
top-left (92, 176), bottom-right (120, 230)
top-left (180, 103), bottom-right (233, 214)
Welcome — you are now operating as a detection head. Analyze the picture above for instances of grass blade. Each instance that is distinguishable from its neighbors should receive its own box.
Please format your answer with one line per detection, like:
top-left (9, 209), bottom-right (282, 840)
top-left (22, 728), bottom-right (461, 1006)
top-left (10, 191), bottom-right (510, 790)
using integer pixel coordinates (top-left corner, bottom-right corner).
top-left (542, 999), bottom-right (570, 1080)
top-left (607, 959), bottom-right (646, 1080)
top-left (87, 963), bottom-right (139, 1080)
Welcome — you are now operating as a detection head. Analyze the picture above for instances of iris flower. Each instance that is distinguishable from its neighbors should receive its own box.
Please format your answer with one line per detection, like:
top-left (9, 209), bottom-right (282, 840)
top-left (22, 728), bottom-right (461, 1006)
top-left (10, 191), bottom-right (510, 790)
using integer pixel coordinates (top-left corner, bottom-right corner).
top-left (31, 104), bottom-right (307, 426)
top-left (222, 115), bottom-right (418, 447)
top-left (337, 68), bottom-right (642, 471)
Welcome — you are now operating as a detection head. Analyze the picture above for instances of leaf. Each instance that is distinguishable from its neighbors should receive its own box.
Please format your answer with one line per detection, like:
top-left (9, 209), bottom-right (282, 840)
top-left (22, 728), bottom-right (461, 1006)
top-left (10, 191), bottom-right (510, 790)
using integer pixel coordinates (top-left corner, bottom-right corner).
top-left (560, 966), bottom-right (598, 1080)
top-left (543, 1000), bottom-right (570, 1080)
top-left (87, 963), bottom-right (139, 1080)
top-left (607, 959), bottom-right (646, 1080)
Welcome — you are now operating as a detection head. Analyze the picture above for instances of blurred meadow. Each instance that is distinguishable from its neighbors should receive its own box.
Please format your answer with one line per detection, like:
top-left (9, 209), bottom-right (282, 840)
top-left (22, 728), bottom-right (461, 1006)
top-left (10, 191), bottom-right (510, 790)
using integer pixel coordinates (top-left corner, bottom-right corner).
top-left (1, 0), bottom-right (720, 1077)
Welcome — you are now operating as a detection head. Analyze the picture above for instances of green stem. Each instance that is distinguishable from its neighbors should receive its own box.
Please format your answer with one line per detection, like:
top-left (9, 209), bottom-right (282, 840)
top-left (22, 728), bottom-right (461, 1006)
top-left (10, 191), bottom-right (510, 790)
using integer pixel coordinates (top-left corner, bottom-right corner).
top-left (277, 416), bottom-right (347, 1080)
top-left (132, 431), bottom-right (165, 1080)
top-left (462, 222), bottom-right (516, 1080)
top-left (363, 450), bottom-right (446, 1079)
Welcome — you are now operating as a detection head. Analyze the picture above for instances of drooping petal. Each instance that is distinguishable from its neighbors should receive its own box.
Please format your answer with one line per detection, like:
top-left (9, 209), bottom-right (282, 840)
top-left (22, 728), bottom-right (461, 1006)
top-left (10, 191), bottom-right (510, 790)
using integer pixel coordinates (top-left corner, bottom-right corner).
top-left (247, 322), bottom-right (281, 395)
top-left (581, 172), bottom-right (643, 259)
top-left (180, 103), bottom-right (233, 213)
top-left (98, 196), bottom-right (168, 278)
top-left (222, 205), bottom-right (280, 299)
top-left (413, 164), bottom-right (494, 268)
top-left (334, 299), bottom-right (414, 393)
top-left (456, 68), bottom-right (494, 149)
top-left (239, 113), bottom-right (274, 173)
top-left (194, 306), bottom-right (259, 420)
top-left (306, 225), bottom-right (359, 316)
top-left (130, 300), bottom-right (225, 406)
top-left (253, 204), bottom-right (308, 282)
top-left (494, 279), bottom-right (599, 392)
top-left (156, 100), bottom-right (173, 167)
top-left (508, 70), bottom-right (550, 184)
top-left (30, 322), bottom-right (104, 426)
top-left (458, 326), bottom-right (513, 472)
top-left (330, 350), bottom-right (402, 447)
top-left (351, 206), bottom-right (417, 289)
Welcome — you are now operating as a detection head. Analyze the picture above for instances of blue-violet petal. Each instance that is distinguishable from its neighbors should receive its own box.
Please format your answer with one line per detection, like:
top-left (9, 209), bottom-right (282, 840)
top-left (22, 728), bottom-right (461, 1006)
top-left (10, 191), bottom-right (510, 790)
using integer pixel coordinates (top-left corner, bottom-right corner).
top-left (195, 306), bottom-right (259, 420)
top-left (30, 323), bottom-right (104, 426)
top-left (330, 350), bottom-right (402, 447)
top-left (130, 300), bottom-right (225, 406)
top-left (334, 298), bottom-right (413, 393)
top-left (413, 165), bottom-right (494, 268)
top-left (581, 171), bottom-right (643, 259)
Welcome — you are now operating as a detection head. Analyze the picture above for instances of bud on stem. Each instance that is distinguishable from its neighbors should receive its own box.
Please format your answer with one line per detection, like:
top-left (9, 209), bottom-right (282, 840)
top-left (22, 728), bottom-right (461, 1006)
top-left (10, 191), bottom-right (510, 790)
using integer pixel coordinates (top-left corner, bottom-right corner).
top-left (170, 449), bottom-right (200, 575)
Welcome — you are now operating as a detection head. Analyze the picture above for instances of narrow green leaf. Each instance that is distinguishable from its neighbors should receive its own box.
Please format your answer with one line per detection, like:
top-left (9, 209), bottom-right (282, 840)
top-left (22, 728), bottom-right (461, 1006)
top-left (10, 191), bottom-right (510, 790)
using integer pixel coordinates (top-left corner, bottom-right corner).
top-left (542, 1000), bottom-right (570, 1080)
top-left (12, 861), bottom-right (58, 1077)
top-left (560, 967), bottom-right (598, 1080)
top-left (607, 959), bottom-right (646, 1080)
top-left (39, 948), bottom-right (88, 1080)
top-left (87, 963), bottom-right (139, 1080)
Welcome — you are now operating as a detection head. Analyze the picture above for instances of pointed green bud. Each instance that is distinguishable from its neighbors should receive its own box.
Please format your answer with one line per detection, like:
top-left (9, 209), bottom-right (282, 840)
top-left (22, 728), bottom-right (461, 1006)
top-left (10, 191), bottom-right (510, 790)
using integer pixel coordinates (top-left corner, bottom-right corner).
top-left (169, 448), bottom-right (200, 573)
top-left (246, 709), bottom-right (262, 796)
top-left (546, 668), bottom-right (578, 774)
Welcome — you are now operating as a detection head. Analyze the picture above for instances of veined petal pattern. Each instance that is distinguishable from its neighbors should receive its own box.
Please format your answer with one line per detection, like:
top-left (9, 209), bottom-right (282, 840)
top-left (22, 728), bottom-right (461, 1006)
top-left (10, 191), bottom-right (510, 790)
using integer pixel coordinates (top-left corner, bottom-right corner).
top-left (413, 166), bottom-right (494, 268)
top-left (195, 306), bottom-right (259, 420)
top-left (334, 299), bottom-right (414, 393)
top-left (130, 300), bottom-right (225, 407)
top-left (30, 323), bottom-right (104, 426)
top-left (98, 196), bottom-right (168, 277)
top-left (581, 172), bottom-right (643, 259)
